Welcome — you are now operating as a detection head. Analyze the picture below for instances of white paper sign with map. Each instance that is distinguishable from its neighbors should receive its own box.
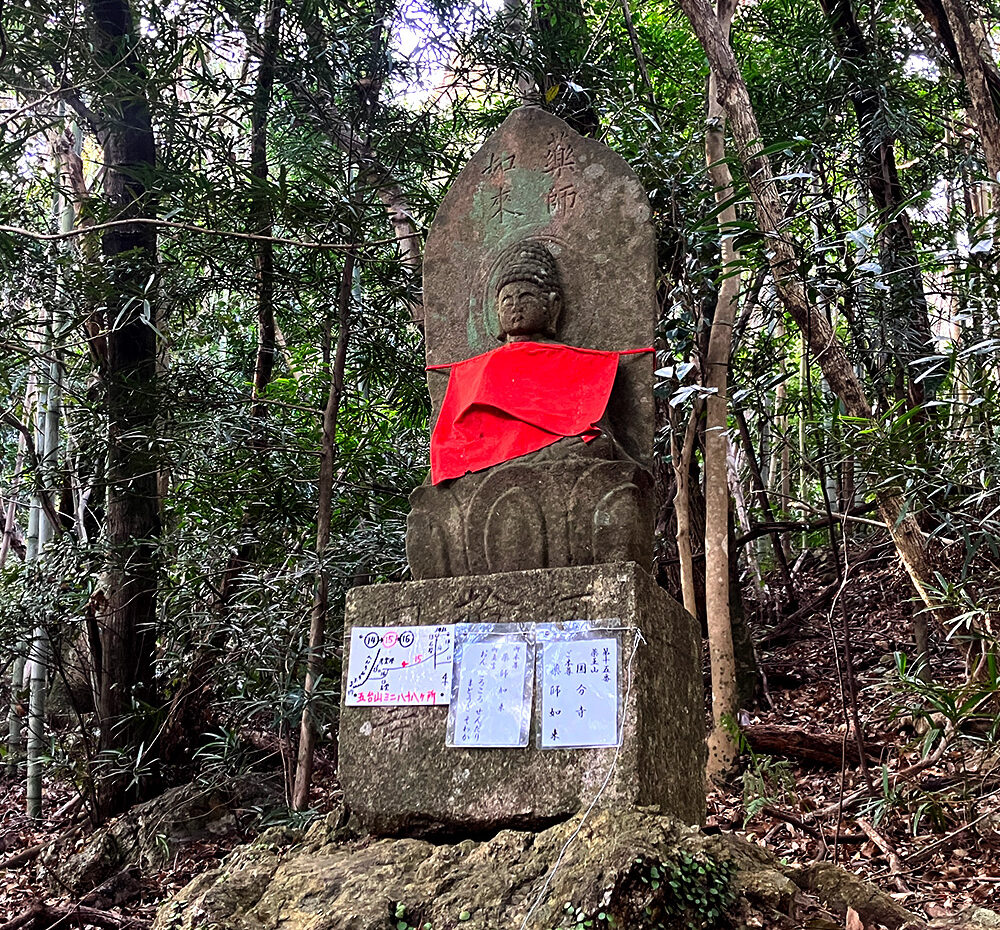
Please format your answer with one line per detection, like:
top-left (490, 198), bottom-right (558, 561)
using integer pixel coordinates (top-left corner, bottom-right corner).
top-left (345, 625), bottom-right (454, 706)
top-left (538, 627), bottom-right (620, 748)
top-left (446, 624), bottom-right (534, 748)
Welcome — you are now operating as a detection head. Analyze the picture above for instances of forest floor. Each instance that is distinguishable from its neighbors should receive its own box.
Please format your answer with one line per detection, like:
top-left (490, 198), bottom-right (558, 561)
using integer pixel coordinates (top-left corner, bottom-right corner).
top-left (1, 536), bottom-right (998, 926)
top-left (714, 536), bottom-right (1000, 920)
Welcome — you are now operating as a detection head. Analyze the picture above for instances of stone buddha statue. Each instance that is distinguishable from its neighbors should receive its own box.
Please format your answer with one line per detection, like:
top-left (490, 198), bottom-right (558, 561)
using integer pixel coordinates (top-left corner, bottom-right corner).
top-left (497, 239), bottom-right (562, 343)
top-left (406, 239), bottom-right (653, 580)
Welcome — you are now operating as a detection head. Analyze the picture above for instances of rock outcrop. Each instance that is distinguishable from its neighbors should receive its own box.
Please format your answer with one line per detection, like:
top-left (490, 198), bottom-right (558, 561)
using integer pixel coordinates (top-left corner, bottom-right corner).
top-left (153, 805), bottom-right (998, 930)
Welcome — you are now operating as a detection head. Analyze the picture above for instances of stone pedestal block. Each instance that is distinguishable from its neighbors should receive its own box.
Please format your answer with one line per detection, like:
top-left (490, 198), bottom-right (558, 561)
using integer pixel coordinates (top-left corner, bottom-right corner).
top-left (338, 562), bottom-right (704, 838)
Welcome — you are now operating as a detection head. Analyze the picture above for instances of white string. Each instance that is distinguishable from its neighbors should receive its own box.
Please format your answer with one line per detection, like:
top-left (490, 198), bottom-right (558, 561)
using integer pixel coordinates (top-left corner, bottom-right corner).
top-left (517, 628), bottom-right (646, 930)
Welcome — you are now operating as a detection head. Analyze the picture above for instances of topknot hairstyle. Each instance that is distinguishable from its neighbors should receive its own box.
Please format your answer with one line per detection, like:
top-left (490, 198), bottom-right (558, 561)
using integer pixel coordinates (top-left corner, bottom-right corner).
top-left (495, 240), bottom-right (562, 297)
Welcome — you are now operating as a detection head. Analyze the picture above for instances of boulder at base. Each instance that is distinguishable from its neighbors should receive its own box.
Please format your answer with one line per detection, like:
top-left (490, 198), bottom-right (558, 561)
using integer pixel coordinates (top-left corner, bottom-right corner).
top-left (153, 806), bottom-right (997, 930)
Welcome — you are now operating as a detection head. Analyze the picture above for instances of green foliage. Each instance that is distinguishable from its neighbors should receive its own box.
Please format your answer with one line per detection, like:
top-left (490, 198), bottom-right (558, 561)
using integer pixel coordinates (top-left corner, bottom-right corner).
top-left (553, 853), bottom-right (736, 930)
top-left (861, 761), bottom-right (959, 835)
top-left (192, 726), bottom-right (254, 782)
top-left (555, 899), bottom-right (615, 930)
top-left (740, 753), bottom-right (796, 826)
top-left (256, 805), bottom-right (322, 832)
top-left (644, 853), bottom-right (737, 930)
top-left (392, 901), bottom-right (433, 930)
top-left (890, 650), bottom-right (1000, 748)
top-left (858, 652), bottom-right (1000, 834)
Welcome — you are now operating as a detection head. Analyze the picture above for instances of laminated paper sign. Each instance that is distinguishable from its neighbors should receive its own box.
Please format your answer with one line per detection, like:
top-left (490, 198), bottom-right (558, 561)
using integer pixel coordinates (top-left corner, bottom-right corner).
top-left (345, 625), bottom-right (454, 706)
top-left (446, 624), bottom-right (534, 748)
top-left (538, 627), bottom-right (620, 748)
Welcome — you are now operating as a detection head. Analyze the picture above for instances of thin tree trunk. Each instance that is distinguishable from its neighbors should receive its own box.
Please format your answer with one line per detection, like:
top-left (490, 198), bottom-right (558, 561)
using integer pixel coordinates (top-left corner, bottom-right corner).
top-left (727, 440), bottom-right (761, 597)
top-left (677, 0), bottom-right (954, 638)
top-left (819, 0), bottom-right (934, 409)
top-left (769, 318), bottom-right (792, 558)
top-left (292, 247), bottom-right (356, 810)
top-left (27, 333), bottom-right (62, 818)
top-left (288, 8), bottom-right (423, 325)
top-left (755, 411), bottom-right (770, 566)
top-left (670, 402), bottom-right (700, 617)
top-left (22, 268), bottom-right (61, 815)
top-left (250, 0), bottom-right (283, 420)
top-left (64, 428), bottom-right (89, 543)
top-left (728, 508), bottom-right (759, 709)
top-left (5, 394), bottom-right (31, 778)
top-left (25, 626), bottom-right (48, 818)
top-left (913, 0), bottom-right (1000, 115)
top-left (55, 125), bottom-right (105, 369)
top-left (703, 0), bottom-right (741, 780)
top-left (798, 336), bottom-right (808, 549)
top-left (274, 319), bottom-right (304, 384)
top-left (618, 0), bottom-right (656, 108)
top-left (913, 603), bottom-right (932, 682)
top-left (934, 0), bottom-right (1000, 185)
top-left (0, 435), bottom-right (26, 568)
top-left (9, 411), bottom-right (38, 783)
top-left (7, 648), bottom-right (25, 777)
top-left (10, 374), bottom-right (40, 776)
top-left (732, 406), bottom-right (797, 606)
top-left (85, 0), bottom-right (161, 819)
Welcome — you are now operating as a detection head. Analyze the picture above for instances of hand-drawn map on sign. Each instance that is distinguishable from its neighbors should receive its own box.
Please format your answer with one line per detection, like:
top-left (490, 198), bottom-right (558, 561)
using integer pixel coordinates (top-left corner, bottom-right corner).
top-left (539, 635), bottom-right (619, 748)
top-left (345, 625), bottom-right (454, 706)
top-left (446, 624), bottom-right (534, 748)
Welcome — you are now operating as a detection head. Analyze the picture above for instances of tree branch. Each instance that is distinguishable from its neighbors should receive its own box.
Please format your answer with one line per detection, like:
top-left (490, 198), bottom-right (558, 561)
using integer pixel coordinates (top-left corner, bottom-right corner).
top-left (0, 411), bottom-right (63, 537)
top-left (735, 501), bottom-right (879, 546)
top-left (0, 218), bottom-right (371, 251)
top-left (0, 902), bottom-right (148, 930)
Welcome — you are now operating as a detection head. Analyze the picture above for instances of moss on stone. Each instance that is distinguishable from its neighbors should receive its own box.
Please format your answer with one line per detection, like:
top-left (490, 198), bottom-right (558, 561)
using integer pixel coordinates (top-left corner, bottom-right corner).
top-left (157, 805), bottom-right (990, 930)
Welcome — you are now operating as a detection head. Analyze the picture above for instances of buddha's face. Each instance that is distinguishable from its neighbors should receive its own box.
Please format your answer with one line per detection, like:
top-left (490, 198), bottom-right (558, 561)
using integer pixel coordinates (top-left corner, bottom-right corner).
top-left (497, 280), bottom-right (560, 340)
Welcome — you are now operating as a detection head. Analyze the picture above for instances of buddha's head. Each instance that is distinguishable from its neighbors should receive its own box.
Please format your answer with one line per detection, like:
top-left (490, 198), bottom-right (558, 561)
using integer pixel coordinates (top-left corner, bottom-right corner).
top-left (495, 241), bottom-right (562, 342)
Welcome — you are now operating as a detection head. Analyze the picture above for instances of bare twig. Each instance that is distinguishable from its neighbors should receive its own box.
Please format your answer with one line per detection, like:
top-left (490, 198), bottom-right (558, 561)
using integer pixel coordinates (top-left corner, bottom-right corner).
top-left (758, 542), bottom-right (889, 645)
top-left (735, 501), bottom-right (879, 546)
top-left (0, 218), bottom-right (401, 252)
top-left (857, 817), bottom-right (910, 893)
top-left (907, 805), bottom-right (998, 865)
top-left (807, 721), bottom-right (956, 821)
top-left (617, 0), bottom-right (656, 108)
top-left (0, 901), bottom-right (148, 930)
top-left (0, 798), bottom-right (85, 870)
top-left (760, 804), bottom-right (866, 844)
top-left (732, 405), bottom-right (797, 605)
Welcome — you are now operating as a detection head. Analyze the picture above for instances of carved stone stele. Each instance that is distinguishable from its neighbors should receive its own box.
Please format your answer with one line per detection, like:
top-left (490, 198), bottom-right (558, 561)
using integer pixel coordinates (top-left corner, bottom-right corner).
top-left (339, 111), bottom-right (706, 839)
top-left (406, 107), bottom-right (656, 579)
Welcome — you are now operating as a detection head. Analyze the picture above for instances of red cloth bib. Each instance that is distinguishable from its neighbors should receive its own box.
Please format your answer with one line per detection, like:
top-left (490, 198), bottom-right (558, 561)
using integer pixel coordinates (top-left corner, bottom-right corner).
top-left (429, 342), bottom-right (624, 484)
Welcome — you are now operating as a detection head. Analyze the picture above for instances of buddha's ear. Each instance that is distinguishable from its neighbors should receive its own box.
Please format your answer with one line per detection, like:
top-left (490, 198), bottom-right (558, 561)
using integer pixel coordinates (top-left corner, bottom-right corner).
top-left (546, 291), bottom-right (562, 336)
